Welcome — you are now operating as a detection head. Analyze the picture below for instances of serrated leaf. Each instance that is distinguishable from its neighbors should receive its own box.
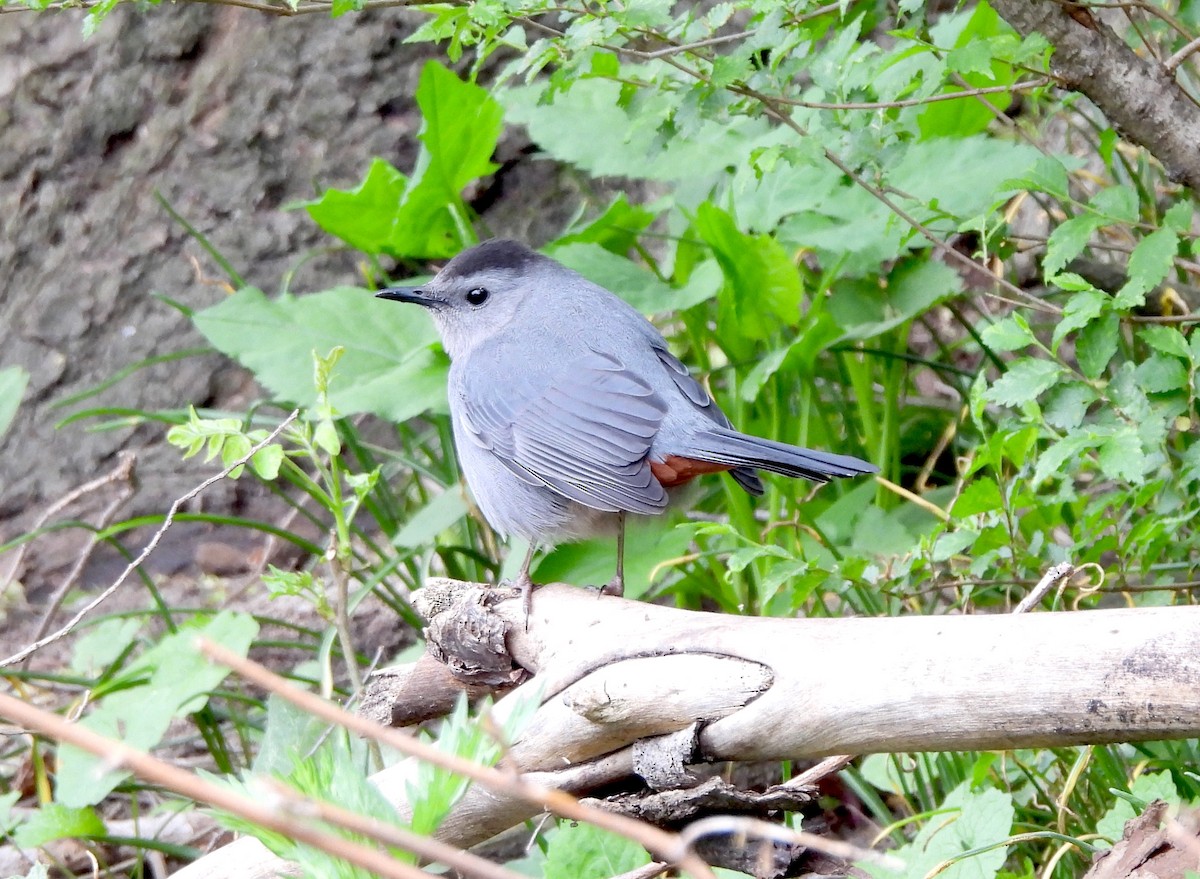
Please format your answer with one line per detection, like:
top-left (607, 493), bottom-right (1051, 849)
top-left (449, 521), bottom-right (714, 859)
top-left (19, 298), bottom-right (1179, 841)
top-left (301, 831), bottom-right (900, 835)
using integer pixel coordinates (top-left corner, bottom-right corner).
top-left (1044, 215), bottom-right (1101, 278)
top-left (1135, 354), bottom-right (1189, 393)
top-left (1138, 325), bottom-right (1190, 359)
top-left (1163, 201), bottom-right (1193, 232)
top-left (932, 528), bottom-right (979, 560)
top-left (1052, 289), bottom-right (1108, 350)
top-left (1033, 431), bottom-right (1097, 485)
top-left (305, 158), bottom-right (409, 256)
top-left (1076, 311), bottom-right (1120, 379)
top-left (1088, 185), bottom-right (1138, 223)
top-left (980, 316), bottom-right (1035, 353)
top-left (984, 358), bottom-right (1063, 407)
top-left (193, 287), bottom-right (448, 423)
top-left (1115, 228), bottom-right (1178, 309)
top-left (1097, 427), bottom-right (1147, 481)
top-left (1043, 383), bottom-right (1097, 430)
top-left (952, 478), bottom-right (1003, 516)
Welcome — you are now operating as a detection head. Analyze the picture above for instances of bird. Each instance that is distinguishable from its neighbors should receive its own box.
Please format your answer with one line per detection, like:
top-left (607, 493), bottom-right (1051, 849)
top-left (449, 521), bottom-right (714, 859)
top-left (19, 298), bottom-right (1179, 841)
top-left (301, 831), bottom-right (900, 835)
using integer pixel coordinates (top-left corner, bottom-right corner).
top-left (376, 239), bottom-right (877, 605)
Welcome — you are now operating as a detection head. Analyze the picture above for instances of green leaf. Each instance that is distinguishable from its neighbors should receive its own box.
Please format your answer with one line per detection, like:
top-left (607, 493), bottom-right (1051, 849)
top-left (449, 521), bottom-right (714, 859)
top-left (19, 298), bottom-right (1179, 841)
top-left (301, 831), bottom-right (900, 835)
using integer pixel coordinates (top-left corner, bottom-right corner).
top-left (984, 358), bottom-right (1063, 407)
top-left (1097, 427), bottom-right (1147, 482)
top-left (56, 612), bottom-right (258, 806)
top-left (1033, 431), bottom-right (1097, 485)
top-left (1076, 311), bottom-right (1119, 379)
top-left (932, 528), bottom-right (979, 561)
top-left (1088, 185), bottom-right (1138, 223)
top-left (1115, 228), bottom-right (1178, 310)
top-left (548, 243), bottom-right (717, 314)
top-left (13, 805), bottom-right (105, 848)
top-left (1051, 289), bottom-right (1108, 350)
top-left (1043, 383), bottom-right (1097, 430)
top-left (543, 822), bottom-right (652, 879)
top-left (861, 781), bottom-right (1013, 879)
top-left (193, 287), bottom-right (448, 423)
top-left (306, 158), bottom-right (409, 256)
top-left (251, 443), bottom-right (285, 480)
top-left (1135, 354), bottom-right (1189, 393)
top-left (980, 315), bottom-right (1035, 353)
top-left (1096, 771), bottom-right (1180, 848)
top-left (1044, 215), bottom-right (1101, 278)
top-left (1163, 201), bottom-right (1193, 232)
top-left (0, 365), bottom-right (28, 441)
top-left (694, 203), bottom-right (803, 347)
top-left (393, 489), bottom-right (470, 549)
top-left (953, 478), bottom-right (1004, 516)
top-left (1138, 325), bottom-right (1190, 359)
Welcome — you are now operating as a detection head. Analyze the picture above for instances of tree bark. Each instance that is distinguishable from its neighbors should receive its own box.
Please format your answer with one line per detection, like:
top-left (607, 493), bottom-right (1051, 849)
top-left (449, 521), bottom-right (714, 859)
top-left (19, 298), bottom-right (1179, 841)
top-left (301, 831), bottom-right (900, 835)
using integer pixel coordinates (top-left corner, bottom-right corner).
top-left (991, 0), bottom-right (1200, 194)
top-left (174, 580), bottom-right (1200, 878)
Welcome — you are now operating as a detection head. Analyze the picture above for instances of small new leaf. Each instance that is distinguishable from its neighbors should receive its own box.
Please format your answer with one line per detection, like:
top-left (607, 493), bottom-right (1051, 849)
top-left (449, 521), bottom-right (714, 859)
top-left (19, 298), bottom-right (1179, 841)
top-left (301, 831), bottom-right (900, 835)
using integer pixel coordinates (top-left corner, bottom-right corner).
top-left (984, 358), bottom-right (1063, 407)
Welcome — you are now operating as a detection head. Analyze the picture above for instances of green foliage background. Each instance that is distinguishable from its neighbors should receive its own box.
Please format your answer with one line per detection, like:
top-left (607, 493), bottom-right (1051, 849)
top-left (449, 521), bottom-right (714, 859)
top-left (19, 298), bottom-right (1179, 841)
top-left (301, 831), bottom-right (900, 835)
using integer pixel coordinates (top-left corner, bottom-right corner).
top-left (4, 0), bottom-right (1200, 876)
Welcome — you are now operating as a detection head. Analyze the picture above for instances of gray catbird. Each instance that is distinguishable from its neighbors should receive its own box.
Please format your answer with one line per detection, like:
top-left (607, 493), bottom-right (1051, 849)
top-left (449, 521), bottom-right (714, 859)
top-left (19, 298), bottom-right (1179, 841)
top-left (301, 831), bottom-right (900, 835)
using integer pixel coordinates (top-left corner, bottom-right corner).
top-left (377, 239), bottom-right (877, 601)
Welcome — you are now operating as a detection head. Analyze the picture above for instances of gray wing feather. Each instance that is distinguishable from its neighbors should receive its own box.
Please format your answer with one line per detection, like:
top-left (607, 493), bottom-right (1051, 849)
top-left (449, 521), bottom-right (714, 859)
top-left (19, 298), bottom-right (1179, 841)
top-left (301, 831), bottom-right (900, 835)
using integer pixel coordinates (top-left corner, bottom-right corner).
top-left (652, 343), bottom-right (765, 496)
top-left (461, 348), bottom-right (670, 514)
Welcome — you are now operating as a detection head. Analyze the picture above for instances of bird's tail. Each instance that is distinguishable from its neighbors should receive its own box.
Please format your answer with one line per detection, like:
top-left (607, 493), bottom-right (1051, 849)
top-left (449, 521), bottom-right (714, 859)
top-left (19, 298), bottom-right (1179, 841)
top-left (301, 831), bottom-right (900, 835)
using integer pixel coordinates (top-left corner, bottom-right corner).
top-left (688, 427), bottom-right (878, 486)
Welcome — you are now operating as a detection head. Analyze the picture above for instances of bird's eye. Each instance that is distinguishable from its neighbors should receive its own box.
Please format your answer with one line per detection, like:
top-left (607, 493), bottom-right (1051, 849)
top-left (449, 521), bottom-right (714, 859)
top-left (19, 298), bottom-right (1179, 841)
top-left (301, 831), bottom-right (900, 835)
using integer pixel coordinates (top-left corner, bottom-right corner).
top-left (465, 287), bottom-right (489, 306)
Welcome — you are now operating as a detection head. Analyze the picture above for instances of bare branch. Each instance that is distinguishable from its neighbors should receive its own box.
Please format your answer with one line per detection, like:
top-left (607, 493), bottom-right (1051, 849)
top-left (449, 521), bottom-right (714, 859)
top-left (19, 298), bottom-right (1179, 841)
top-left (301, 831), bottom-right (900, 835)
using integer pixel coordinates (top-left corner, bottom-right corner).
top-left (991, 0), bottom-right (1200, 193)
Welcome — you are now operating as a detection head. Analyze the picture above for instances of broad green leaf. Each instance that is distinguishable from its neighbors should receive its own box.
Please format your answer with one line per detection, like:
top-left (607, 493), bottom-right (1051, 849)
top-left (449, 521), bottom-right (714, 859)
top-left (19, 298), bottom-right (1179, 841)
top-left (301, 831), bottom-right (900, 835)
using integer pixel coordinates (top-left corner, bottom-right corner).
top-left (1076, 311), bottom-right (1119, 379)
top-left (984, 358), bottom-right (1062, 407)
top-left (535, 516), bottom-right (695, 600)
top-left (13, 805), bottom-right (105, 848)
top-left (0, 365), bottom-right (28, 441)
top-left (555, 196), bottom-right (657, 253)
top-left (57, 612), bottom-right (258, 806)
top-left (70, 618), bottom-right (143, 677)
top-left (1043, 383), bottom-right (1097, 430)
top-left (862, 780), bottom-right (1014, 879)
top-left (933, 528), bottom-right (980, 560)
top-left (999, 154), bottom-right (1072, 200)
top-left (306, 158), bottom-right (407, 255)
top-left (1115, 228), bottom-right (1178, 310)
top-left (1163, 201), bottom-right (1193, 232)
top-left (543, 822), bottom-right (652, 879)
top-left (1088, 185), bottom-right (1138, 223)
top-left (549, 243), bottom-right (717, 314)
top-left (694, 203), bottom-right (803, 347)
top-left (1096, 771), bottom-right (1180, 848)
top-left (193, 287), bottom-right (448, 423)
top-left (393, 488), bottom-right (470, 549)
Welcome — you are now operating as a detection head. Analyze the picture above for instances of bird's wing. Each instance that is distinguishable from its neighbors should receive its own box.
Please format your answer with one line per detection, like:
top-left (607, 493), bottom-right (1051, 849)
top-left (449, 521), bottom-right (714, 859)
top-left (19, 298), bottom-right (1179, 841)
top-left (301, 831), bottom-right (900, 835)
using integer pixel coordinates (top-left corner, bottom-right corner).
top-left (651, 342), bottom-right (765, 496)
top-left (457, 347), bottom-right (670, 514)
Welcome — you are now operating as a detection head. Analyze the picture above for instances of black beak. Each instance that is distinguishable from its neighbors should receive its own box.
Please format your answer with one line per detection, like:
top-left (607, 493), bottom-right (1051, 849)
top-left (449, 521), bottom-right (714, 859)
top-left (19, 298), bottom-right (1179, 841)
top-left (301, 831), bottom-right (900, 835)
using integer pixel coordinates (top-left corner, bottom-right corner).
top-left (376, 286), bottom-right (440, 307)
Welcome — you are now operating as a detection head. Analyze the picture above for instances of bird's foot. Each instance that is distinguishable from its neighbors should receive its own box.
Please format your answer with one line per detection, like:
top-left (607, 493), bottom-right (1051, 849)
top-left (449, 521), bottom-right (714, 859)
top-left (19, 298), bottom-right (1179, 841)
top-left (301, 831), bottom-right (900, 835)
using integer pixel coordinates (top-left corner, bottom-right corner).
top-left (598, 575), bottom-right (624, 598)
top-left (511, 570), bottom-right (536, 629)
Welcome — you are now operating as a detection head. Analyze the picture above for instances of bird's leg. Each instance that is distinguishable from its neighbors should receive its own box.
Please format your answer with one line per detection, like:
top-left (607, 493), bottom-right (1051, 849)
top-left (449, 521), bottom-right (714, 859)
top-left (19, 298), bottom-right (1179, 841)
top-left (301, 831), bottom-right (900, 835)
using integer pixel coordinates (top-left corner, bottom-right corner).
top-left (600, 511), bottom-right (626, 598)
top-left (513, 541), bottom-right (538, 617)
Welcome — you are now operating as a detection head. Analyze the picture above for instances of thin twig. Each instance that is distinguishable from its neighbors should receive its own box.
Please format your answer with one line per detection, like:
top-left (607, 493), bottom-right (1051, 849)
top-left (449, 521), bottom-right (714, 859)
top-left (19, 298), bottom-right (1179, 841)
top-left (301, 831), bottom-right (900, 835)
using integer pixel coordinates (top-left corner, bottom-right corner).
top-left (677, 815), bottom-right (902, 870)
top-left (197, 639), bottom-right (718, 878)
top-left (0, 692), bottom-right (437, 879)
top-left (0, 411), bottom-right (299, 668)
top-left (260, 777), bottom-right (528, 879)
top-left (26, 452), bottom-right (138, 649)
top-left (1013, 563), bottom-right (1076, 613)
top-left (1, 451), bottom-right (137, 595)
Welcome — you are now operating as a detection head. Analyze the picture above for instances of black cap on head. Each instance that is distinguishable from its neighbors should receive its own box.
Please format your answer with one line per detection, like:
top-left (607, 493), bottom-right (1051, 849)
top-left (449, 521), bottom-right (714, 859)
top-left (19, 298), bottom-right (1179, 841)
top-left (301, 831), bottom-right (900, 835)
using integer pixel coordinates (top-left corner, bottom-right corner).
top-left (439, 239), bottom-right (541, 282)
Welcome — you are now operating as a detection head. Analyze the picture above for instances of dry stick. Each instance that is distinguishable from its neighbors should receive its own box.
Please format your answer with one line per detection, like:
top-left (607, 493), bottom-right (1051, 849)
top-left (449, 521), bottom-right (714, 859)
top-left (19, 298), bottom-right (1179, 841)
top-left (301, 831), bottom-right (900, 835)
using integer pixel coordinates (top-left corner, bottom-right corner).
top-left (1013, 562), bottom-right (1077, 614)
top-left (677, 815), bottom-right (902, 870)
top-left (258, 778), bottom-right (528, 879)
top-left (1, 451), bottom-right (137, 596)
top-left (0, 692), bottom-right (437, 879)
top-left (197, 639), bottom-right (719, 879)
top-left (28, 451), bottom-right (138, 645)
top-left (0, 411), bottom-right (299, 669)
